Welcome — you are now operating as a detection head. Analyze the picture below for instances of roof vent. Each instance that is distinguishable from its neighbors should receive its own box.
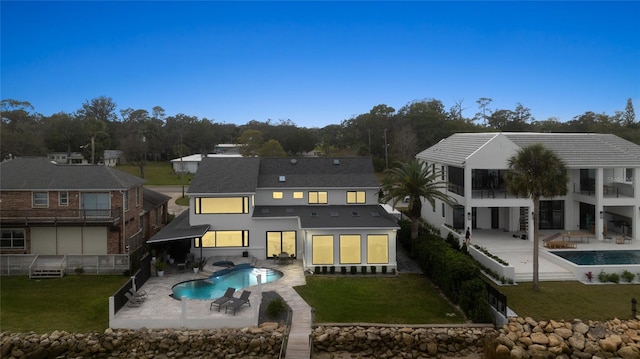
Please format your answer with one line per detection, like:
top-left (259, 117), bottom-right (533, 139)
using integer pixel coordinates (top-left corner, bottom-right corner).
top-left (371, 211), bottom-right (381, 217)
top-left (351, 211), bottom-right (360, 217)
top-left (330, 211), bottom-right (339, 217)
top-left (290, 159), bottom-right (298, 165)
top-left (333, 159), bottom-right (340, 165)
top-left (261, 208), bottom-right (270, 214)
top-left (310, 212), bottom-right (318, 217)
top-left (279, 175), bottom-right (286, 182)
top-left (286, 208), bottom-right (294, 214)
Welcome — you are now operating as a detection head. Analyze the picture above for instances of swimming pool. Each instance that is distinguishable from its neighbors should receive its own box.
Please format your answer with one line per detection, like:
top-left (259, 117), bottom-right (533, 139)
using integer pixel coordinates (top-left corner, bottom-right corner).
top-left (551, 250), bottom-right (640, 265)
top-left (171, 264), bottom-right (283, 300)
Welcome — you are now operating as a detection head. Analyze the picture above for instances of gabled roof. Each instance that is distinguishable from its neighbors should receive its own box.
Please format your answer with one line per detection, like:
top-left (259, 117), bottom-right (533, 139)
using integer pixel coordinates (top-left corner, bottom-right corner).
top-left (252, 205), bottom-right (399, 229)
top-left (416, 132), bottom-right (640, 168)
top-left (188, 157), bottom-right (261, 194)
top-left (143, 188), bottom-right (171, 212)
top-left (258, 157), bottom-right (380, 188)
top-left (0, 157), bottom-right (145, 190)
top-left (187, 157), bottom-right (380, 194)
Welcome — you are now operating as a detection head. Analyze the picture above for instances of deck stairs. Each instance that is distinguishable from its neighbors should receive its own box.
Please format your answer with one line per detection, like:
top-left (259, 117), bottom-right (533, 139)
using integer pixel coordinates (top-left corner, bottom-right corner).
top-left (29, 255), bottom-right (66, 279)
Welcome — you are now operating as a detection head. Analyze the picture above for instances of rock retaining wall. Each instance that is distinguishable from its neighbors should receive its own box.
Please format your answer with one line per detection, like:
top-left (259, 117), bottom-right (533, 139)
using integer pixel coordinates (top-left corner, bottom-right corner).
top-left (1, 323), bottom-right (285, 359)
top-left (494, 317), bottom-right (640, 359)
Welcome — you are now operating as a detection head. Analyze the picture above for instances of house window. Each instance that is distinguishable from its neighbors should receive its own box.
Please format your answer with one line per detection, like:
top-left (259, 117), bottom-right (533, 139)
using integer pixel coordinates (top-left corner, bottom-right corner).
top-left (308, 191), bottom-right (328, 204)
top-left (339, 235), bottom-right (361, 264)
top-left (197, 230), bottom-right (249, 248)
top-left (267, 231), bottom-right (296, 257)
top-left (272, 192), bottom-right (284, 199)
top-left (59, 191), bottom-right (69, 206)
top-left (1, 229), bottom-right (25, 249)
top-left (32, 192), bottom-right (48, 207)
top-left (367, 235), bottom-right (389, 264)
top-left (442, 203), bottom-right (445, 217)
top-left (139, 214), bottom-right (144, 231)
top-left (346, 191), bottom-right (366, 204)
top-left (312, 235), bottom-right (334, 264)
top-left (195, 197), bottom-right (249, 214)
top-left (153, 209), bottom-right (159, 227)
top-left (293, 192), bottom-right (304, 199)
top-left (135, 186), bottom-right (141, 206)
top-left (81, 192), bottom-right (110, 217)
top-left (626, 168), bottom-right (633, 182)
top-left (441, 165), bottom-right (445, 180)
top-left (123, 190), bottom-right (129, 211)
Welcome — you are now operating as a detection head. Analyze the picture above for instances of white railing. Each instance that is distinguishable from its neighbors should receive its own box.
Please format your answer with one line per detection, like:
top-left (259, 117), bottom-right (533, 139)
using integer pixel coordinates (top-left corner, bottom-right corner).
top-left (1, 254), bottom-right (130, 276)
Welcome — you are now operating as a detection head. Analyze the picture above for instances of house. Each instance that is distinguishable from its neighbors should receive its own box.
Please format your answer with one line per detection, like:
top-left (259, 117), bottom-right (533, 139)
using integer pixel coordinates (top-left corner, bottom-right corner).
top-left (103, 150), bottom-right (123, 167)
top-left (170, 153), bottom-right (242, 174)
top-left (0, 157), bottom-right (170, 257)
top-left (149, 157), bottom-right (400, 272)
top-left (48, 152), bottom-right (87, 164)
top-left (415, 132), bottom-right (640, 243)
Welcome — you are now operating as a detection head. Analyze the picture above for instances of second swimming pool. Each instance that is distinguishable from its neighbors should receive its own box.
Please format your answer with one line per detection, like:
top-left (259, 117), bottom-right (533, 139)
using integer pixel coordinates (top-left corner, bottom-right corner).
top-left (171, 263), bottom-right (283, 300)
top-left (550, 250), bottom-right (640, 265)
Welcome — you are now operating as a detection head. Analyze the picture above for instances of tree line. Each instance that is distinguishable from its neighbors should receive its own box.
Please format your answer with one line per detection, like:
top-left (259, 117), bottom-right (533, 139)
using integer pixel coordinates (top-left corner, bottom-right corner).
top-left (1, 96), bottom-right (637, 174)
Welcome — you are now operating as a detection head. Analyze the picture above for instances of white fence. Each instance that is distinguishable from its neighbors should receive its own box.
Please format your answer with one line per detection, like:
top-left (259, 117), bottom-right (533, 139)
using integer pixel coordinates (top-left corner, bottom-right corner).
top-left (0, 254), bottom-right (130, 276)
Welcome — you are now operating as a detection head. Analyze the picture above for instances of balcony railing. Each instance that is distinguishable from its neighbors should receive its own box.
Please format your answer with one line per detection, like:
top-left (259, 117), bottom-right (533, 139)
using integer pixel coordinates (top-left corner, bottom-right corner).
top-left (0, 208), bottom-right (122, 225)
top-left (573, 182), bottom-right (634, 198)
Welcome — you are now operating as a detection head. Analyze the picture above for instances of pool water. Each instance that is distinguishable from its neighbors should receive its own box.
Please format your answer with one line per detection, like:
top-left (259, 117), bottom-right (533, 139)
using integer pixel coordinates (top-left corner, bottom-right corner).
top-left (551, 250), bottom-right (640, 265)
top-left (171, 264), bottom-right (283, 300)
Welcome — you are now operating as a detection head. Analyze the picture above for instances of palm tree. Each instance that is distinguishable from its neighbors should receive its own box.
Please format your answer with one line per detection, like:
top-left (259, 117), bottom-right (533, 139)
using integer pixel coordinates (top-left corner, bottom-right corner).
top-left (504, 144), bottom-right (568, 291)
top-left (381, 159), bottom-right (456, 257)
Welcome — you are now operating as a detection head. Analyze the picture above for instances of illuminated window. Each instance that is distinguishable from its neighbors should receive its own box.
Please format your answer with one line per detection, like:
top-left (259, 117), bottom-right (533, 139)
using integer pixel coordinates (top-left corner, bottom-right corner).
top-left (196, 230), bottom-right (249, 248)
top-left (312, 235), bottom-right (334, 264)
top-left (367, 235), bottom-right (389, 264)
top-left (293, 192), bottom-right (304, 199)
top-left (272, 192), bottom-right (284, 199)
top-left (32, 192), bottom-right (48, 207)
top-left (195, 197), bottom-right (249, 214)
top-left (339, 235), bottom-right (361, 264)
top-left (346, 191), bottom-right (366, 204)
top-left (308, 191), bottom-right (328, 204)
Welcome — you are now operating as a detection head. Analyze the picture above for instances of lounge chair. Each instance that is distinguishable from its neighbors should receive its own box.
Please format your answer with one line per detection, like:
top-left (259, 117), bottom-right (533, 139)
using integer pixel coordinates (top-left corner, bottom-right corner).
top-left (129, 287), bottom-right (147, 299)
top-left (125, 292), bottom-right (143, 307)
top-left (225, 290), bottom-right (252, 315)
top-left (209, 287), bottom-right (236, 311)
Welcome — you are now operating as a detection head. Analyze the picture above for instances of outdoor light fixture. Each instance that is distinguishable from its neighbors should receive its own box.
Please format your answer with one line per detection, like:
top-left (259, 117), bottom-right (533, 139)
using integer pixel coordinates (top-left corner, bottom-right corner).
top-left (600, 211), bottom-right (603, 219)
top-left (467, 212), bottom-right (471, 220)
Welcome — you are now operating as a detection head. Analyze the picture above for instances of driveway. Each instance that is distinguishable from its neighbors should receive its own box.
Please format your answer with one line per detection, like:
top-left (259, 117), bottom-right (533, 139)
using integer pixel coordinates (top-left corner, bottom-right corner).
top-left (146, 185), bottom-right (189, 216)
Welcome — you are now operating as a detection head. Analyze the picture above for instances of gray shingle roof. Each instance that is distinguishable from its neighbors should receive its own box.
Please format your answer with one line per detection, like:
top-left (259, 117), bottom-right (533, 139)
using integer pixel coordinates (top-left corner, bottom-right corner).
top-left (188, 157), bottom-right (380, 194)
top-left (258, 157), bottom-right (380, 188)
top-left (253, 205), bottom-right (399, 229)
top-left (0, 157), bottom-right (145, 190)
top-left (147, 211), bottom-right (209, 243)
top-left (143, 188), bottom-right (171, 212)
top-left (416, 132), bottom-right (640, 168)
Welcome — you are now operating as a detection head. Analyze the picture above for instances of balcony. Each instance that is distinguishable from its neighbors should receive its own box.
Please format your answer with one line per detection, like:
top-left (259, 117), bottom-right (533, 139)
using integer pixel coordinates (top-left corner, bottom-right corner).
top-left (574, 182), bottom-right (634, 198)
top-left (0, 208), bottom-right (122, 225)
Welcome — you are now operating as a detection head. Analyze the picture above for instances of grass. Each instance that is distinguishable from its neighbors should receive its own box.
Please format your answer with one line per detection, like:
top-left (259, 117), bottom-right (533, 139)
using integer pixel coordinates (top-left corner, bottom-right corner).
top-left (490, 281), bottom-right (640, 322)
top-left (0, 275), bottom-right (128, 333)
top-left (115, 162), bottom-right (194, 185)
top-left (294, 274), bottom-right (465, 324)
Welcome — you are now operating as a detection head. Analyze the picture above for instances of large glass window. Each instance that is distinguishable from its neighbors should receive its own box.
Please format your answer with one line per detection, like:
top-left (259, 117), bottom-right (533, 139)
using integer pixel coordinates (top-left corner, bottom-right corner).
top-left (195, 197), bottom-right (249, 214)
top-left (1, 229), bottom-right (25, 249)
top-left (267, 231), bottom-right (296, 257)
top-left (339, 235), bottom-right (361, 264)
top-left (32, 192), bottom-right (48, 207)
top-left (81, 192), bottom-right (110, 217)
top-left (308, 191), bottom-right (328, 204)
top-left (197, 230), bottom-right (249, 247)
top-left (312, 235), bottom-right (334, 264)
top-left (346, 191), bottom-right (366, 204)
top-left (367, 235), bottom-right (389, 264)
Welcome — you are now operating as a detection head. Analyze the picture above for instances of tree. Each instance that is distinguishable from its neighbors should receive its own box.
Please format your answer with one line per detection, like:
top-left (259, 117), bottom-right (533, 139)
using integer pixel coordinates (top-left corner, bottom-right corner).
top-left (381, 159), bottom-right (456, 257)
top-left (259, 139), bottom-right (287, 157)
top-left (0, 99), bottom-right (46, 159)
top-left (474, 98), bottom-right (492, 125)
top-left (623, 98), bottom-right (636, 127)
top-left (504, 144), bottom-right (568, 291)
top-left (77, 96), bottom-right (118, 163)
top-left (237, 129), bottom-right (264, 157)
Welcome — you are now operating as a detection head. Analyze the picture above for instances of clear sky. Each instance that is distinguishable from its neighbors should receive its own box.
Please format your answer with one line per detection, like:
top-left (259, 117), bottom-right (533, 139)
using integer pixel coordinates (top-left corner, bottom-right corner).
top-left (2, 1), bottom-right (639, 128)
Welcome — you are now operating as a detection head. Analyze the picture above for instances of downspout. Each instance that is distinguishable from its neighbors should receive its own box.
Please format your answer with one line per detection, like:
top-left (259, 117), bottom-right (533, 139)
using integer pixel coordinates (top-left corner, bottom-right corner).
top-left (119, 190), bottom-right (126, 254)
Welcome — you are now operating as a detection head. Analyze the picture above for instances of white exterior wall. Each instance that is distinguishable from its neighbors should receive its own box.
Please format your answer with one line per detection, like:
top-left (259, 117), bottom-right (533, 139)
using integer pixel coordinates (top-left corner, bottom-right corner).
top-left (254, 188), bottom-right (380, 206)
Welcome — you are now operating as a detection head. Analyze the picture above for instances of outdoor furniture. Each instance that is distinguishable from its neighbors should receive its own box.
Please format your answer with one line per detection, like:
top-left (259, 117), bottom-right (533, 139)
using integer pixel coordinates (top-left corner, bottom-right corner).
top-left (278, 252), bottom-right (292, 265)
top-left (176, 262), bottom-right (187, 272)
top-left (561, 231), bottom-right (592, 243)
top-left (225, 290), bottom-right (252, 315)
top-left (209, 287), bottom-right (236, 311)
top-left (616, 236), bottom-right (632, 244)
top-left (129, 287), bottom-right (147, 299)
top-left (125, 292), bottom-right (144, 307)
top-left (544, 241), bottom-right (577, 249)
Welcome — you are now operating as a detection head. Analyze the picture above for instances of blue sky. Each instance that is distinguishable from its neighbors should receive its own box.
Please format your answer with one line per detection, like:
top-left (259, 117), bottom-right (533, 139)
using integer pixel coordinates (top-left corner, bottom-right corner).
top-left (2, 1), bottom-right (639, 128)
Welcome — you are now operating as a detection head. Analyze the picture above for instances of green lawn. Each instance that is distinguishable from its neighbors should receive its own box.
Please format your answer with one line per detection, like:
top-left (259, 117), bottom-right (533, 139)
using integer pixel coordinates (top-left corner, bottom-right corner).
top-left (491, 281), bottom-right (640, 322)
top-left (115, 162), bottom-right (194, 185)
top-left (294, 274), bottom-right (465, 324)
top-left (0, 275), bottom-right (128, 333)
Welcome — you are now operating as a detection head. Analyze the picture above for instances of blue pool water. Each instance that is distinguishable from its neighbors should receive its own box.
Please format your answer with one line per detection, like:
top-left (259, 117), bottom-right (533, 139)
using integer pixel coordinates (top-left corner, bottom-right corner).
top-left (551, 250), bottom-right (640, 265)
top-left (171, 264), bottom-right (283, 300)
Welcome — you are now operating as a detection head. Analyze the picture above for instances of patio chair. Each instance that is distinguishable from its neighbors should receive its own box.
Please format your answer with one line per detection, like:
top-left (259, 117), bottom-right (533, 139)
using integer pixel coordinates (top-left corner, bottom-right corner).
top-left (129, 287), bottom-right (147, 300)
top-left (125, 292), bottom-right (143, 307)
top-left (225, 290), bottom-right (252, 315)
top-left (209, 287), bottom-right (236, 311)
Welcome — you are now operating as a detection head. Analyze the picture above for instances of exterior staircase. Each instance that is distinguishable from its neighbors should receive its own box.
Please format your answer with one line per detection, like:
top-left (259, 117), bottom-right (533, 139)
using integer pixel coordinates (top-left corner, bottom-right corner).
top-left (29, 255), bottom-right (66, 279)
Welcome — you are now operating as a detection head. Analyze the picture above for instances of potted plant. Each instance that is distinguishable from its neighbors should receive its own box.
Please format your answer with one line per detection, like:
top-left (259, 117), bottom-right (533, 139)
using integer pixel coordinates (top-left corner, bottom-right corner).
top-left (585, 271), bottom-right (593, 282)
top-left (155, 260), bottom-right (166, 277)
top-left (192, 260), bottom-right (202, 273)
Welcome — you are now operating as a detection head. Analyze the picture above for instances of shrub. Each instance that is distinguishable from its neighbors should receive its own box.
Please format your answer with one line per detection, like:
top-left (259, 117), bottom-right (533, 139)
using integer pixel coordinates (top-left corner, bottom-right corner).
top-left (621, 270), bottom-right (635, 283)
top-left (267, 297), bottom-right (287, 318)
top-left (608, 272), bottom-right (620, 284)
top-left (445, 232), bottom-right (461, 251)
top-left (598, 270), bottom-right (621, 283)
top-left (74, 267), bottom-right (84, 274)
top-left (598, 270), bottom-right (608, 282)
top-left (458, 278), bottom-right (493, 323)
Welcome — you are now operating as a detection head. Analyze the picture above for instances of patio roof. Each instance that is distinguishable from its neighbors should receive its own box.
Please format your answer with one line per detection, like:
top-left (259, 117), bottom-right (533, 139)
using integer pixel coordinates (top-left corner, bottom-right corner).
top-left (147, 211), bottom-right (209, 244)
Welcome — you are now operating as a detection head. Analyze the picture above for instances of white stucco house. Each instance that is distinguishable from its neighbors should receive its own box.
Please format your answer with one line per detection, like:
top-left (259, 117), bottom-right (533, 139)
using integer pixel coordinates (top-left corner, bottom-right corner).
top-left (170, 153), bottom-right (242, 174)
top-left (149, 157), bottom-right (400, 272)
top-left (416, 132), bottom-right (640, 243)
